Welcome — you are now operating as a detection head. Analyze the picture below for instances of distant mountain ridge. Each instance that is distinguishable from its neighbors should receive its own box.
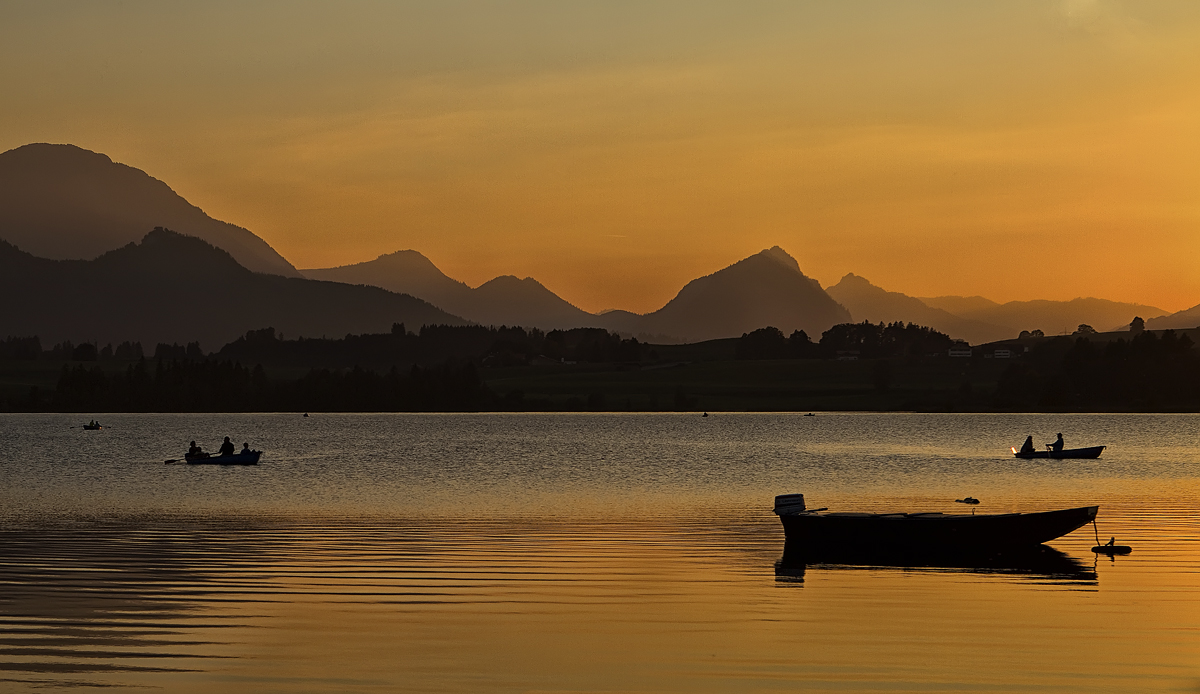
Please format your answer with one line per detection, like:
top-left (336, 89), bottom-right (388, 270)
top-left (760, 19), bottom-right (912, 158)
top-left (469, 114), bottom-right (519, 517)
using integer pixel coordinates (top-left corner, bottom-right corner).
top-left (919, 295), bottom-right (1167, 337)
top-left (302, 251), bottom-right (596, 330)
top-left (307, 245), bottom-right (851, 342)
top-left (0, 229), bottom-right (463, 348)
top-left (0, 143), bottom-right (300, 277)
top-left (3, 143), bottom-right (1188, 347)
top-left (826, 274), bottom-right (1010, 344)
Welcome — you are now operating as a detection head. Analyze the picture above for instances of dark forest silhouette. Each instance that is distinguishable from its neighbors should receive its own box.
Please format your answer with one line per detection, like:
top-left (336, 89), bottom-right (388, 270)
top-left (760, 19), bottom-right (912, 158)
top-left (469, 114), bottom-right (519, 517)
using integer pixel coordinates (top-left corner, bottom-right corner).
top-left (993, 330), bottom-right (1200, 411)
top-left (5, 322), bottom-right (1200, 412)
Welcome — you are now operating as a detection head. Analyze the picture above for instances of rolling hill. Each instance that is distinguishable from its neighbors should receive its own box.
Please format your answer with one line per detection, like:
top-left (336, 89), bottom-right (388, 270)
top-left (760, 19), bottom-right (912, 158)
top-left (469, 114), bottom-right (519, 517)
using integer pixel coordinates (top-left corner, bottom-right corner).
top-left (1146, 304), bottom-right (1200, 331)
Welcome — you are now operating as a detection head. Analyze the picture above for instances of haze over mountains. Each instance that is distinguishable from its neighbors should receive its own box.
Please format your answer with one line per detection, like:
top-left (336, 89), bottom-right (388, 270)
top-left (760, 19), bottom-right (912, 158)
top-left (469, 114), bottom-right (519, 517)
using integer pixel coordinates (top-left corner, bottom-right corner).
top-left (1, 142), bottom-right (1196, 349)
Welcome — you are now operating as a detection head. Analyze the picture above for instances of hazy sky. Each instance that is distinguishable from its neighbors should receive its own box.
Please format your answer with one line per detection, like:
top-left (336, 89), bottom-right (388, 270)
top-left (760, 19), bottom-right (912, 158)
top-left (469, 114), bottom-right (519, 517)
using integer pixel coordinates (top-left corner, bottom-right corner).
top-left (2, 1), bottom-right (1198, 313)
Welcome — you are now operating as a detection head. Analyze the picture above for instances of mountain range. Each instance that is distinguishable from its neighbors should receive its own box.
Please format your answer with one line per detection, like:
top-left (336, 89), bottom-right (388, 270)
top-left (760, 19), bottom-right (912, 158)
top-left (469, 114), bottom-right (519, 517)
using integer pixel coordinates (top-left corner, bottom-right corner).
top-left (305, 245), bottom-right (852, 342)
top-left (2, 142), bottom-right (1196, 348)
top-left (828, 274), bottom-right (1170, 345)
top-left (919, 295), bottom-right (1168, 338)
top-left (826, 274), bottom-right (1012, 345)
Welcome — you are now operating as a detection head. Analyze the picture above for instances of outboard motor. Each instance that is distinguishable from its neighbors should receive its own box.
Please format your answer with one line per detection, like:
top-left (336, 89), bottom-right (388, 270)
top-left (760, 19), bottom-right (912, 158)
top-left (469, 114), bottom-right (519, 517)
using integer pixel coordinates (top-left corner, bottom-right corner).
top-left (774, 493), bottom-right (807, 515)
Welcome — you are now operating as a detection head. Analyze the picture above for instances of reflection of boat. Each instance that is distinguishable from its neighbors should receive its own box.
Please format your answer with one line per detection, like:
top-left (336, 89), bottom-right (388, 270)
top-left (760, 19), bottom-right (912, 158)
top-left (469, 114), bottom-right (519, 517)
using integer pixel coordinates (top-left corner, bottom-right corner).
top-left (183, 451), bottom-right (261, 465)
top-left (1012, 445), bottom-right (1105, 459)
top-left (774, 494), bottom-right (1097, 553)
top-left (775, 544), bottom-right (1096, 583)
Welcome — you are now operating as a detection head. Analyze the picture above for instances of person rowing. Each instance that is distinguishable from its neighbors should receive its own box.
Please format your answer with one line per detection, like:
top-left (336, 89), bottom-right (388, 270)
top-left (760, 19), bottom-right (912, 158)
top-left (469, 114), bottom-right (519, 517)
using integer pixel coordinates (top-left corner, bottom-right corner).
top-left (1049, 433), bottom-right (1065, 452)
top-left (218, 436), bottom-right (236, 456)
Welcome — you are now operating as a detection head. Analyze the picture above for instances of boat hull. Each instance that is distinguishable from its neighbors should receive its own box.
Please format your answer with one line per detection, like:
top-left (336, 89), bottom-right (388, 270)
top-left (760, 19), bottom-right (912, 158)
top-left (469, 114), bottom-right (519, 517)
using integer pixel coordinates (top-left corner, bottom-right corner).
top-left (778, 505), bottom-right (1098, 554)
top-left (185, 451), bottom-right (261, 465)
top-left (1014, 446), bottom-right (1105, 459)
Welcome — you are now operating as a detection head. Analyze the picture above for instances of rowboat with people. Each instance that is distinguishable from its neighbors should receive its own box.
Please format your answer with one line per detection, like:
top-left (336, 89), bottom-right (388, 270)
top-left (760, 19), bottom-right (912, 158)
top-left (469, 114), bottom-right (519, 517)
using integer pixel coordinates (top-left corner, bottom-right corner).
top-left (1011, 433), bottom-right (1105, 459)
top-left (180, 450), bottom-right (261, 465)
top-left (165, 436), bottom-right (262, 465)
top-left (1012, 445), bottom-right (1106, 459)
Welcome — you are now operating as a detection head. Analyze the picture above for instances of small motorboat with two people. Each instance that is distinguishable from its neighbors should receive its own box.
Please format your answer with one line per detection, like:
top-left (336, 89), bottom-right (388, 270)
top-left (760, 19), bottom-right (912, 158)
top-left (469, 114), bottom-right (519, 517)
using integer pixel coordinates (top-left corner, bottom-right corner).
top-left (1012, 433), bottom-right (1105, 459)
top-left (166, 436), bottom-right (262, 465)
top-left (83, 420), bottom-right (102, 430)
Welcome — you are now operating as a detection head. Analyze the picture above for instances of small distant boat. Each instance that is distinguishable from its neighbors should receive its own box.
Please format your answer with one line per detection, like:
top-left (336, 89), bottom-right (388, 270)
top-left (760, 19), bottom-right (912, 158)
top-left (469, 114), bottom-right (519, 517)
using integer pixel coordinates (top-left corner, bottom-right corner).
top-left (774, 494), bottom-right (1097, 553)
top-left (179, 451), bottom-right (262, 465)
top-left (83, 421), bottom-right (102, 430)
top-left (1012, 445), bottom-right (1106, 459)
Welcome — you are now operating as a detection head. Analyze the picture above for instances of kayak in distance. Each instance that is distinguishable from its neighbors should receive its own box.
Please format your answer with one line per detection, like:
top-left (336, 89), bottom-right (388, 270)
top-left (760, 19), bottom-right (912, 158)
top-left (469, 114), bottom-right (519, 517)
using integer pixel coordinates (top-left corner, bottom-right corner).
top-left (773, 493), bottom-right (1097, 557)
top-left (1012, 445), bottom-right (1106, 459)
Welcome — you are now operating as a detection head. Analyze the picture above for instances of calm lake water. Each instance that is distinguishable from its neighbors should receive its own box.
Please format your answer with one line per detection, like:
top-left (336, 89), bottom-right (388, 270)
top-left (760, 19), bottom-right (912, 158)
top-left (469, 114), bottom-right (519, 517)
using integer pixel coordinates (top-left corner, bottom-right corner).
top-left (1, 413), bottom-right (1198, 692)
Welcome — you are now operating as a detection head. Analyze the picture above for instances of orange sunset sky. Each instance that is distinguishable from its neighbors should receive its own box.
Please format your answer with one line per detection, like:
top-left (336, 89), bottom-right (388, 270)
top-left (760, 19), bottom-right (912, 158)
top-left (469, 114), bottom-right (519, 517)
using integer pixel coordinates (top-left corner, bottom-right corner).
top-left (2, 1), bottom-right (1198, 314)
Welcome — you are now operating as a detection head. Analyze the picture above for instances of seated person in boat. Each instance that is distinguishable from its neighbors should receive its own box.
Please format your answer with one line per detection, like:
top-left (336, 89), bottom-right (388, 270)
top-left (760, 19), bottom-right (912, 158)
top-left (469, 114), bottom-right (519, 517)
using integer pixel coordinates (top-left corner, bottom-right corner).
top-left (1049, 433), bottom-right (1065, 452)
top-left (1019, 436), bottom-right (1035, 455)
top-left (242, 442), bottom-right (251, 453)
top-left (188, 440), bottom-right (203, 456)
top-left (218, 436), bottom-right (236, 456)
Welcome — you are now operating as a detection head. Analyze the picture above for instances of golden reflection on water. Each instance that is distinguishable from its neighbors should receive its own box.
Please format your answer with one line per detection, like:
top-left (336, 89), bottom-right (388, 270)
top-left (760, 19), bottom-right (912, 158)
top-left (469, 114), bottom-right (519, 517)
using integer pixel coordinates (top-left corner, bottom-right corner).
top-left (2, 508), bottom-right (1198, 693)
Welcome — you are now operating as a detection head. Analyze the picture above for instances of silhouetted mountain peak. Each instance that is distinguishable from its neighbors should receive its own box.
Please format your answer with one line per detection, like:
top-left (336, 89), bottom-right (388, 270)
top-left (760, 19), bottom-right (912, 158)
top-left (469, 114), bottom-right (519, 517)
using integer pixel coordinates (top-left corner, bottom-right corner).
top-left (629, 246), bottom-right (850, 342)
top-left (92, 228), bottom-right (253, 281)
top-left (835, 272), bottom-right (870, 286)
top-left (5, 142), bottom-right (115, 170)
top-left (476, 275), bottom-right (548, 292)
top-left (761, 245), bottom-right (803, 274)
top-left (371, 248), bottom-right (439, 269)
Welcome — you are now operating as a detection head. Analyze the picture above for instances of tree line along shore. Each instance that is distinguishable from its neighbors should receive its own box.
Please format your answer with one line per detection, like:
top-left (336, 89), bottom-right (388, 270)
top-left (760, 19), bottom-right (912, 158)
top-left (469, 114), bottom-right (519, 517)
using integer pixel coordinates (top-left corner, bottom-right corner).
top-left (1, 321), bottom-right (1197, 413)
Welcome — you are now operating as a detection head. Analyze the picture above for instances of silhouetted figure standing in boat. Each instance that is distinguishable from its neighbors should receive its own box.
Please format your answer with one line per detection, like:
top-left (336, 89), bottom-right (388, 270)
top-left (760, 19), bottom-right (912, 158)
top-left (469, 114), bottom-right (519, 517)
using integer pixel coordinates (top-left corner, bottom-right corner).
top-left (1049, 433), bottom-right (1065, 452)
top-left (1019, 436), bottom-right (1035, 455)
top-left (218, 436), bottom-right (235, 456)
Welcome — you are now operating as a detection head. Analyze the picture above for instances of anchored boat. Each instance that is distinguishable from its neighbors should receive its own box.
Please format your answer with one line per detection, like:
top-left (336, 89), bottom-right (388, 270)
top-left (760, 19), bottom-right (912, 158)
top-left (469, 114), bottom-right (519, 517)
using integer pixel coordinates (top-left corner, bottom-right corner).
top-left (773, 493), bottom-right (1097, 554)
